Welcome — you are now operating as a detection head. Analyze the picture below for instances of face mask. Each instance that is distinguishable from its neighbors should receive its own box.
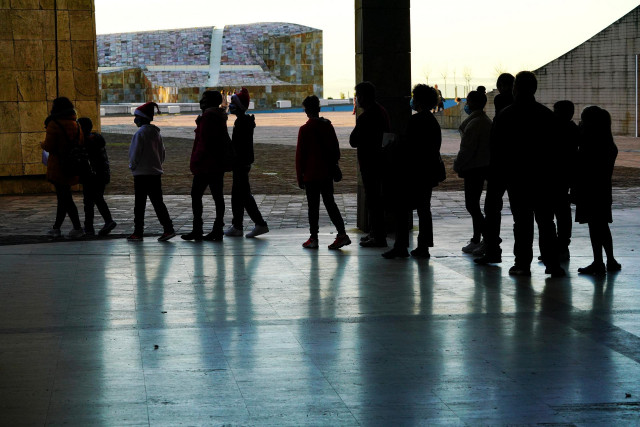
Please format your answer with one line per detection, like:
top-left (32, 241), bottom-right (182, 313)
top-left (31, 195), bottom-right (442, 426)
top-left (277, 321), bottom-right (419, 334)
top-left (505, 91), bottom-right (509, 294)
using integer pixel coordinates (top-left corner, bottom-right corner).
top-left (410, 98), bottom-right (415, 111)
top-left (464, 104), bottom-right (472, 115)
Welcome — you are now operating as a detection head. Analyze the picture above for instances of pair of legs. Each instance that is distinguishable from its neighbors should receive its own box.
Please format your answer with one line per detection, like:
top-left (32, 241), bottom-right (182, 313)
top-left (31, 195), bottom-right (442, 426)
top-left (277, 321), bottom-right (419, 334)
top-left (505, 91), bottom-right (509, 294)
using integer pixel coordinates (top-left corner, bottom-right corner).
top-left (482, 176), bottom-right (506, 256)
top-left (463, 167), bottom-right (488, 243)
top-left (82, 177), bottom-right (113, 231)
top-left (386, 188), bottom-right (433, 257)
top-left (190, 172), bottom-right (225, 235)
top-left (579, 221), bottom-right (620, 274)
top-left (360, 169), bottom-right (386, 243)
top-left (305, 179), bottom-right (346, 237)
top-left (231, 165), bottom-right (267, 229)
top-left (53, 183), bottom-right (81, 230)
top-left (133, 175), bottom-right (173, 234)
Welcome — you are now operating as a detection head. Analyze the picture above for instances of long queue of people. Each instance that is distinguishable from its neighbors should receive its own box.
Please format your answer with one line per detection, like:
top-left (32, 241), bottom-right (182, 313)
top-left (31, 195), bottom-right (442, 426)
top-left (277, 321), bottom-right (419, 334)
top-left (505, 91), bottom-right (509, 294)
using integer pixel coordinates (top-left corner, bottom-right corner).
top-left (41, 71), bottom-right (620, 277)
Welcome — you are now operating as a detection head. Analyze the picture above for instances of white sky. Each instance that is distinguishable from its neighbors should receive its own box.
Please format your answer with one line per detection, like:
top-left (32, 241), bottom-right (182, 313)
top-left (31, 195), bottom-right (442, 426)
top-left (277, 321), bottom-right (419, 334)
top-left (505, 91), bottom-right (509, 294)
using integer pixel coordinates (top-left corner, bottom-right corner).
top-left (94, 0), bottom-right (639, 98)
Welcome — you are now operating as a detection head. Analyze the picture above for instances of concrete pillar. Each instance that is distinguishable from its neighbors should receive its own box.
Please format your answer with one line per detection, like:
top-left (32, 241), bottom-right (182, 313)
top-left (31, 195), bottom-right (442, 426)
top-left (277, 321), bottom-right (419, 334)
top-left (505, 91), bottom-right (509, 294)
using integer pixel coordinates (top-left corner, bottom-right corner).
top-left (354, 0), bottom-right (412, 230)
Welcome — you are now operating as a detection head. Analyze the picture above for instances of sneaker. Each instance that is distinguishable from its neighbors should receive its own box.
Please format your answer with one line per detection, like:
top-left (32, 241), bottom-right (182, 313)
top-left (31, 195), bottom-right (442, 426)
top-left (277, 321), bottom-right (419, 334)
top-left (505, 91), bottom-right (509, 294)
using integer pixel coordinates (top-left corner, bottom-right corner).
top-left (474, 253), bottom-right (502, 265)
top-left (127, 233), bottom-right (143, 242)
top-left (359, 238), bottom-right (388, 248)
top-left (158, 230), bottom-right (176, 242)
top-left (67, 228), bottom-right (85, 239)
top-left (98, 221), bottom-right (117, 236)
top-left (46, 228), bottom-right (61, 238)
top-left (328, 234), bottom-right (351, 250)
top-left (607, 260), bottom-right (622, 272)
top-left (360, 234), bottom-right (373, 242)
top-left (545, 266), bottom-right (567, 278)
top-left (410, 247), bottom-right (431, 258)
top-left (181, 231), bottom-right (203, 241)
top-left (246, 224), bottom-right (269, 238)
top-left (508, 265), bottom-right (531, 277)
top-left (224, 225), bottom-right (243, 237)
top-left (84, 227), bottom-right (95, 236)
top-left (462, 239), bottom-right (482, 254)
top-left (578, 262), bottom-right (606, 276)
top-left (382, 247), bottom-right (410, 259)
top-left (472, 240), bottom-right (487, 256)
top-left (203, 229), bottom-right (223, 241)
top-left (302, 237), bottom-right (319, 249)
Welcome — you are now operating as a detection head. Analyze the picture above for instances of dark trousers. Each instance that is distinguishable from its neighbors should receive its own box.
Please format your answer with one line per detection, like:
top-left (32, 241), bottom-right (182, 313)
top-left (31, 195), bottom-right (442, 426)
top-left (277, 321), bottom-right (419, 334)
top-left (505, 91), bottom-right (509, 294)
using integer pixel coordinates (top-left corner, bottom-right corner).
top-left (82, 177), bottom-right (112, 229)
top-left (552, 187), bottom-right (572, 249)
top-left (483, 176), bottom-right (507, 253)
top-left (463, 167), bottom-right (488, 241)
top-left (305, 179), bottom-right (345, 236)
top-left (231, 165), bottom-right (266, 229)
top-left (507, 185), bottom-right (560, 269)
top-left (133, 175), bottom-right (173, 234)
top-left (393, 188), bottom-right (433, 249)
top-left (53, 183), bottom-right (81, 229)
top-left (361, 169), bottom-right (386, 240)
top-left (191, 172), bottom-right (225, 233)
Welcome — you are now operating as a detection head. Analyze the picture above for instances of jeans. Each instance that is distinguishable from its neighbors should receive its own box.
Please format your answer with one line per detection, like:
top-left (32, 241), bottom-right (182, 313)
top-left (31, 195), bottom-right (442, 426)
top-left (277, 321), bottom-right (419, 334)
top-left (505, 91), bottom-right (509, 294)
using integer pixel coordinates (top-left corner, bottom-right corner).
top-left (231, 165), bottom-right (266, 229)
top-left (191, 172), bottom-right (225, 233)
top-left (463, 167), bottom-right (488, 241)
top-left (53, 183), bottom-right (81, 229)
top-left (133, 175), bottom-right (173, 234)
top-left (393, 188), bottom-right (433, 249)
top-left (305, 179), bottom-right (345, 236)
top-left (361, 169), bottom-right (386, 240)
top-left (82, 177), bottom-right (112, 230)
top-left (483, 176), bottom-right (507, 253)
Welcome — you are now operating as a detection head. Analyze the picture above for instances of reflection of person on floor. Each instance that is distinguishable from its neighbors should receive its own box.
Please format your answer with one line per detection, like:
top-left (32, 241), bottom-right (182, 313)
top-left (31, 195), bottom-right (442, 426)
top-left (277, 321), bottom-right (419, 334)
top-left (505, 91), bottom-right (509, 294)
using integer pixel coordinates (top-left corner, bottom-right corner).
top-left (383, 84), bottom-right (442, 259)
top-left (349, 81), bottom-right (390, 248)
top-left (225, 87), bottom-right (270, 239)
top-left (77, 117), bottom-right (117, 237)
top-left (182, 91), bottom-right (229, 242)
top-left (127, 102), bottom-right (175, 242)
top-left (573, 106), bottom-right (621, 276)
top-left (296, 95), bottom-right (351, 250)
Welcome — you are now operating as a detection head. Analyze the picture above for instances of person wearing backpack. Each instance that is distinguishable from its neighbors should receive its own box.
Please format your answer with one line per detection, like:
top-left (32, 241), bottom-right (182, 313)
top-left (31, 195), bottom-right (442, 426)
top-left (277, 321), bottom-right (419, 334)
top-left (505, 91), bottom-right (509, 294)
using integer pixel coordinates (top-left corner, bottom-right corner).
top-left (40, 97), bottom-right (85, 239)
top-left (181, 91), bottom-right (230, 241)
top-left (77, 117), bottom-right (117, 237)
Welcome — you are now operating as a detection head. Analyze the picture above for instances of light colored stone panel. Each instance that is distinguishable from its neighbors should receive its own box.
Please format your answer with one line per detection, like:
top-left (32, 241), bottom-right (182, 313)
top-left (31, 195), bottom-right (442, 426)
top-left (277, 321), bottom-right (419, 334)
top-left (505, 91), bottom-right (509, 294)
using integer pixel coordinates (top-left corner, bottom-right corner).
top-left (0, 40), bottom-right (14, 70)
top-left (0, 163), bottom-right (22, 177)
top-left (74, 99), bottom-right (98, 121)
top-left (11, 10), bottom-right (45, 40)
top-left (73, 70), bottom-right (97, 100)
top-left (56, 40), bottom-right (73, 71)
top-left (18, 101), bottom-right (48, 133)
top-left (21, 131), bottom-right (46, 163)
top-left (57, 70), bottom-right (76, 99)
top-left (11, 0), bottom-right (40, 8)
top-left (16, 71), bottom-right (46, 102)
top-left (0, 101), bottom-right (20, 131)
top-left (0, 0), bottom-right (10, 8)
top-left (0, 132), bottom-right (22, 173)
top-left (0, 10), bottom-right (12, 39)
top-left (23, 162), bottom-right (47, 175)
top-left (14, 40), bottom-right (44, 71)
top-left (45, 70), bottom-right (57, 100)
top-left (0, 177), bottom-right (24, 194)
top-left (0, 71), bottom-right (17, 102)
top-left (41, 8), bottom-right (55, 41)
top-left (66, 0), bottom-right (94, 10)
top-left (43, 40), bottom-right (56, 70)
top-left (71, 40), bottom-right (95, 71)
top-left (69, 10), bottom-right (93, 41)
top-left (39, 0), bottom-right (55, 9)
top-left (54, 11), bottom-right (70, 41)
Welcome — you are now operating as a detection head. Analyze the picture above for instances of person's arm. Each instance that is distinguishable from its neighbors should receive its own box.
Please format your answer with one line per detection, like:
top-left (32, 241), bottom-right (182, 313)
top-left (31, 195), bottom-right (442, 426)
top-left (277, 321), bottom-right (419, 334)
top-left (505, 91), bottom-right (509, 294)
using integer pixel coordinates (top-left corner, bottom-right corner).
top-left (295, 127), bottom-right (305, 188)
top-left (349, 116), bottom-right (362, 148)
top-left (328, 123), bottom-right (340, 163)
top-left (41, 124), bottom-right (57, 152)
top-left (159, 133), bottom-right (165, 165)
top-left (454, 119), bottom-right (480, 173)
top-left (129, 131), bottom-right (143, 171)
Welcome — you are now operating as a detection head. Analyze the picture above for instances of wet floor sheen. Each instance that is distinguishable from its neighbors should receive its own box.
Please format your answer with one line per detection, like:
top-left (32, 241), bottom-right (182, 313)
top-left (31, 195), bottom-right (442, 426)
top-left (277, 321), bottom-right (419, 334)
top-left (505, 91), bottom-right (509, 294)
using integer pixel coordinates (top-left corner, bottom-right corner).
top-left (1, 209), bottom-right (639, 425)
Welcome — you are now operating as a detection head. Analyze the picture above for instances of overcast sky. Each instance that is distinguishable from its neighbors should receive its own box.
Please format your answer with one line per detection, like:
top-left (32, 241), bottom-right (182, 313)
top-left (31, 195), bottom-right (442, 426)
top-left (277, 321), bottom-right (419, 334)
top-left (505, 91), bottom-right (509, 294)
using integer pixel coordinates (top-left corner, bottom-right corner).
top-left (94, 0), bottom-right (639, 98)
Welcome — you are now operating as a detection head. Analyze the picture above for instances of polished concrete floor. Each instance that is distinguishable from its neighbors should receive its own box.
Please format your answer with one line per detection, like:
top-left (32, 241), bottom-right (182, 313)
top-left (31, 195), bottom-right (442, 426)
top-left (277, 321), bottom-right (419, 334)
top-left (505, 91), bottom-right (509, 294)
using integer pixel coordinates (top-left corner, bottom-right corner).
top-left (1, 208), bottom-right (640, 425)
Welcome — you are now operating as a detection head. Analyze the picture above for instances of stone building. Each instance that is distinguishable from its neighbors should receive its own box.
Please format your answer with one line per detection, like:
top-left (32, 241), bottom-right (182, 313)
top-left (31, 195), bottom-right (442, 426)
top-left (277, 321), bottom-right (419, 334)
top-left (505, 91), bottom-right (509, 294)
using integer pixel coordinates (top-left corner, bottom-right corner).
top-left (97, 23), bottom-right (323, 108)
top-left (534, 5), bottom-right (640, 135)
top-left (0, 1), bottom-right (101, 194)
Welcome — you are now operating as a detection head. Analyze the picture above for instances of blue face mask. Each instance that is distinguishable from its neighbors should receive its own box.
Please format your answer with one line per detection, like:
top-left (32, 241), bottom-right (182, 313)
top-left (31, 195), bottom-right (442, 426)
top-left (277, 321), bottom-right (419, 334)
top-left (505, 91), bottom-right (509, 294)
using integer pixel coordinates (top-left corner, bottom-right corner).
top-left (410, 98), bottom-right (415, 111)
top-left (464, 104), bottom-right (472, 115)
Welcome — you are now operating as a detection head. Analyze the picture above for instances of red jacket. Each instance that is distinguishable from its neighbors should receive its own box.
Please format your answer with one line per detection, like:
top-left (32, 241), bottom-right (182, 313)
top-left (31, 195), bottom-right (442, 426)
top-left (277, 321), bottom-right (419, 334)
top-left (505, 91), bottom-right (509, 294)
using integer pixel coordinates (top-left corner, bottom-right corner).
top-left (190, 107), bottom-right (230, 175)
top-left (296, 117), bottom-right (340, 184)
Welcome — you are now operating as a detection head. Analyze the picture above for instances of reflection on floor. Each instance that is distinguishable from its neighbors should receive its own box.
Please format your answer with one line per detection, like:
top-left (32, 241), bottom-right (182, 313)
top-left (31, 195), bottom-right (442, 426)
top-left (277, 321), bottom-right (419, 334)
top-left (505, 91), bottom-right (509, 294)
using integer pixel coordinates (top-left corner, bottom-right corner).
top-left (1, 209), bottom-right (639, 425)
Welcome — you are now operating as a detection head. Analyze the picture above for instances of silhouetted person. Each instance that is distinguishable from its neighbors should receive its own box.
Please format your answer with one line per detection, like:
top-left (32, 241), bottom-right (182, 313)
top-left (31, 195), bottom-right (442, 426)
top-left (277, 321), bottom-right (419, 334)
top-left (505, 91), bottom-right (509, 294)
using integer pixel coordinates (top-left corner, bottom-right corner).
top-left (491, 71), bottom-right (564, 277)
top-left (382, 84), bottom-right (442, 259)
top-left (41, 97), bottom-right (85, 239)
top-left (434, 84), bottom-right (445, 111)
top-left (349, 81), bottom-right (390, 247)
top-left (77, 117), bottom-right (116, 236)
top-left (573, 106), bottom-right (620, 276)
top-left (127, 102), bottom-right (175, 242)
top-left (225, 88), bottom-right (269, 238)
top-left (475, 72), bottom-right (515, 264)
top-left (477, 85), bottom-right (487, 95)
top-left (454, 91), bottom-right (491, 254)
top-left (296, 95), bottom-right (351, 250)
top-left (182, 91), bottom-right (229, 242)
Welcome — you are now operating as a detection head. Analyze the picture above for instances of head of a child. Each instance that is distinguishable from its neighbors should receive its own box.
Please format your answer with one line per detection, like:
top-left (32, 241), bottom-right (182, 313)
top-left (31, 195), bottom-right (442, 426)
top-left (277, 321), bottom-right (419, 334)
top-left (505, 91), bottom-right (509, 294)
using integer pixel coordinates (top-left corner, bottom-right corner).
top-left (200, 90), bottom-right (222, 112)
top-left (302, 95), bottom-right (320, 118)
top-left (77, 117), bottom-right (93, 136)
top-left (554, 100), bottom-right (575, 122)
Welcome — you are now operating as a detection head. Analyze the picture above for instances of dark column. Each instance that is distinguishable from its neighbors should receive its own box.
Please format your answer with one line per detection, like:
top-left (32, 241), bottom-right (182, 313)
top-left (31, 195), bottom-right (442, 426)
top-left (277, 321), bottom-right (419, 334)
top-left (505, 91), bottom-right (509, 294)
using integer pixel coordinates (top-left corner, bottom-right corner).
top-left (355, 0), bottom-right (412, 230)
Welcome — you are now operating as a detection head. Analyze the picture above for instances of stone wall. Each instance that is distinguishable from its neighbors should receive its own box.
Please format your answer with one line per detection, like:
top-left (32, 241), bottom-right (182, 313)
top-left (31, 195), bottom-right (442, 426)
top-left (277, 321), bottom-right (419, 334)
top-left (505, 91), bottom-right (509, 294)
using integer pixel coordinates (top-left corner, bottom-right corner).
top-left (534, 6), bottom-right (639, 136)
top-left (0, 0), bottom-right (100, 194)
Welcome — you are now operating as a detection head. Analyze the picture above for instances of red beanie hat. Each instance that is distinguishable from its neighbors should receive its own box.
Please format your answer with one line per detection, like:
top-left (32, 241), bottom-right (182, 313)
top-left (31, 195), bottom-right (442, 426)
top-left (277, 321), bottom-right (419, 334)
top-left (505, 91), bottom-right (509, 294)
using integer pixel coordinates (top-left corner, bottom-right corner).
top-left (236, 87), bottom-right (250, 109)
top-left (134, 102), bottom-right (160, 120)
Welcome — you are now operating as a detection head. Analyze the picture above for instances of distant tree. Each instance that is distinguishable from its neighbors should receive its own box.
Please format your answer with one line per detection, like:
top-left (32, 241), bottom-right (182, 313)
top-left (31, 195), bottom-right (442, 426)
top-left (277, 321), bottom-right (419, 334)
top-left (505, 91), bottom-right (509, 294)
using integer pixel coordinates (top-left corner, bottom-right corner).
top-left (463, 67), bottom-right (472, 95)
top-left (339, 92), bottom-right (345, 100)
top-left (494, 63), bottom-right (507, 77)
top-left (423, 66), bottom-right (431, 85)
top-left (440, 68), bottom-right (448, 98)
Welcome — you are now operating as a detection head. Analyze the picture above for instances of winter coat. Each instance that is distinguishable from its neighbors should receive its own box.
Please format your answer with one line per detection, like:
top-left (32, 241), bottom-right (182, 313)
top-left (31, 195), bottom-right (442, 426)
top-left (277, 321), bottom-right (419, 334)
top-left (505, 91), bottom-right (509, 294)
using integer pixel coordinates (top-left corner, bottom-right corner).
top-left (84, 132), bottom-right (110, 184)
top-left (40, 112), bottom-right (84, 186)
top-left (296, 117), bottom-right (340, 184)
top-left (232, 113), bottom-right (256, 167)
top-left (129, 124), bottom-right (164, 176)
top-left (454, 110), bottom-right (492, 176)
top-left (349, 102), bottom-right (390, 174)
top-left (190, 107), bottom-right (231, 175)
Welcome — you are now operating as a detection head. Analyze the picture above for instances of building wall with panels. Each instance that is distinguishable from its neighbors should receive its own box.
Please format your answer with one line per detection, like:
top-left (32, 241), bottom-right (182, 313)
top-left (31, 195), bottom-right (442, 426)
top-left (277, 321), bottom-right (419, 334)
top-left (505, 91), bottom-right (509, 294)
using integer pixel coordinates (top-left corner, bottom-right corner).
top-left (0, 0), bottom-right (100, 194)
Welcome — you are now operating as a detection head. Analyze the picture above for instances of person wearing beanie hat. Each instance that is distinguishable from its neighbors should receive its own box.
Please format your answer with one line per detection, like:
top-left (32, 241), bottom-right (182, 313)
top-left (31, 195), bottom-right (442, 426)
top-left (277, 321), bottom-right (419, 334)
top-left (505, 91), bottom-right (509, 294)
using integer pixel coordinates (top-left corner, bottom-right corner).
top-left (181, 90), bottom-right (230, 242)
top-left (224, 88), bottom-right (270, 238)
top-left (127, 101), bottom-right (175, 242)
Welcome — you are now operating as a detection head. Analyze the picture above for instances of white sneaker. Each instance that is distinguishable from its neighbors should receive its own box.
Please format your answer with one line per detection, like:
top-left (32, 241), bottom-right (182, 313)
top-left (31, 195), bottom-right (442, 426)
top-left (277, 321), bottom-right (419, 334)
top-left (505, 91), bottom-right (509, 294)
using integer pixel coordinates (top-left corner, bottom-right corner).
top-left (462, 239), bottom-right (482, 253)
top-left (67, 228), bottom-right (85, 239)
top-left (245, 224), bottom-right (269, 238)
top-left (224, 225), bottom-right (243, 237)
top-left (46, 228), bottom-right (61, 238)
